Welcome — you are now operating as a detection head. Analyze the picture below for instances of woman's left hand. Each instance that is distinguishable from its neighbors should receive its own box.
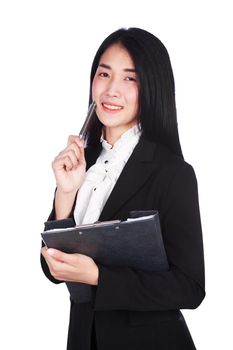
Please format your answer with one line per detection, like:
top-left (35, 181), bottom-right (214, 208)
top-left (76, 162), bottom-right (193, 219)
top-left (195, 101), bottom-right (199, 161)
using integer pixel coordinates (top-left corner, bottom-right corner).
top-left (41, 247), bottom-right (99, 285)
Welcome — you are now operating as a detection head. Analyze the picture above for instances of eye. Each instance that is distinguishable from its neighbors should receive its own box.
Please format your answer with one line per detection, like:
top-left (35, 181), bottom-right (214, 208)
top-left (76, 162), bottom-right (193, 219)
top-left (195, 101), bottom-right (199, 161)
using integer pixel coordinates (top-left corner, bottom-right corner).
top-left (99, 72), bottom-right (109, 78)
top-left (125, 76), bottom-right (137, 82)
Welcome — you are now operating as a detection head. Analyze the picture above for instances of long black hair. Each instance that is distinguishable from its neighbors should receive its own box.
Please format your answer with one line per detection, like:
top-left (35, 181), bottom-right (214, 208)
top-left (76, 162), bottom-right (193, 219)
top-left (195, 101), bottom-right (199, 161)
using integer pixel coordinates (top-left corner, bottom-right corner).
top-left (86, 27), bottom-right (183, 158)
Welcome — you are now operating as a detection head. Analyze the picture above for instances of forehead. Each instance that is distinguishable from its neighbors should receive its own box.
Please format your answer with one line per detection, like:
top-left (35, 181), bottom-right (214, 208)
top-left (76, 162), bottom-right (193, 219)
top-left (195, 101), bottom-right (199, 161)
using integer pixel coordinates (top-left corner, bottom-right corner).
top-left (99, 43), bottom-right (135, 69)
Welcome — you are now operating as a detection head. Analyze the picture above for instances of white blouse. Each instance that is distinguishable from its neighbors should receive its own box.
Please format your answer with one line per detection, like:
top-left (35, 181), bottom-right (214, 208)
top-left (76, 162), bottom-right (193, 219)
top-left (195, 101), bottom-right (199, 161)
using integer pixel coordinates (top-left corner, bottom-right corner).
top-left (74, 124), bottom-right (141, 225)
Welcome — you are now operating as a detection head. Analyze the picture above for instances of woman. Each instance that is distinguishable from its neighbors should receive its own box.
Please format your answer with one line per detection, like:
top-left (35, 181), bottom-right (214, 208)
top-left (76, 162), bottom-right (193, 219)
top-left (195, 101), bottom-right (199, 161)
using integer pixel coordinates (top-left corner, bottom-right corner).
top-left (41, 27), bottom-right (205, 350)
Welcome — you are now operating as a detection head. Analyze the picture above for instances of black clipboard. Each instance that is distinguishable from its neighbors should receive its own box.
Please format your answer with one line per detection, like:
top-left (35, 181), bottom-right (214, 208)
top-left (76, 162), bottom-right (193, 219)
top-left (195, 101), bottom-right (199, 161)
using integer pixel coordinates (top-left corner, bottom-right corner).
top-left (41, 210), bottom-right (168, 272)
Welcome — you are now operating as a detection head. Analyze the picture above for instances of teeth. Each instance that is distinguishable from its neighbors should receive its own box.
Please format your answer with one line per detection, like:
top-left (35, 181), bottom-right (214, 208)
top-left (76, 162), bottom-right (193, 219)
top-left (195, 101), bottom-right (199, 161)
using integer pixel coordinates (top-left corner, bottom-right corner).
top-left (102, 103), bottom-right (123, 110)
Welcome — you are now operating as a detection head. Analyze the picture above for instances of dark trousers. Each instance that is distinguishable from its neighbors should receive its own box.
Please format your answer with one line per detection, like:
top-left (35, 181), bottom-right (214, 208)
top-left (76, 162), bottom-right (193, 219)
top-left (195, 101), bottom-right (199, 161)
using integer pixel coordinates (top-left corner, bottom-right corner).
top-left (91, 322), bottom-right (98, 350)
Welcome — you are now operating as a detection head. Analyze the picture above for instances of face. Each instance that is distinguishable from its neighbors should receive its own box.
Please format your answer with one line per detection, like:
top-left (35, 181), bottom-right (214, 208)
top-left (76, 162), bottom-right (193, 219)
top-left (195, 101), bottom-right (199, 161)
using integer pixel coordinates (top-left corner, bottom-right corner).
top-left (92, 43), bottom-right (139, 142)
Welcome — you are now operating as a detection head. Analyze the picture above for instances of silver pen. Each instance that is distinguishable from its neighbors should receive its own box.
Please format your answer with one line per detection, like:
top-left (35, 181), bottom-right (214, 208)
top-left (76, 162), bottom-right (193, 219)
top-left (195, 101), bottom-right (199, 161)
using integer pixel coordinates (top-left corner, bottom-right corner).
top-left (79, 101), bottom-right (97, 139)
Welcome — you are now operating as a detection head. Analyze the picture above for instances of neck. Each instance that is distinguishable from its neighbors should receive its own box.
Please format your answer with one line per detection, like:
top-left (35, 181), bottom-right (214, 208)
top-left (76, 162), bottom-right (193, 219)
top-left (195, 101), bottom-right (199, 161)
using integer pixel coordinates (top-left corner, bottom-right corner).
top-left (104, 123), bottom-right (138, 145)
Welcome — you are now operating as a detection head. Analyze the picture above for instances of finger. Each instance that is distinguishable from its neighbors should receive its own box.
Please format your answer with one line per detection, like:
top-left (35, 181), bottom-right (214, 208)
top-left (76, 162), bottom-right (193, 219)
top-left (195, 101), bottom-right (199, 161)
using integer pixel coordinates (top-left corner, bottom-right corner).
top-left (52, 155), bottom-right (74, 171)
top-left (66, 137), bottom-right (86, 166)
top-left (41, 248), bottom-right (65, 265)
top-left (66, 138), bottom-right (86, 167)
top-left (74, 140), bottom-right (85, 166)
top-left (47, 248), bottom-right (68, 262)
top-left (41, 249), bottom-right (67, 280)
top-left (56, 149), bottom-right (79, 168)
top-left (47, 248), bottom-right (79, 266)
top-left (58, 143), bottom-right (81, 161)
top-left (41, 246), bottom-right (48, 254)
top-left (41, 247), bottom-right (54, 268)
top-left (68, 135), bottom-right (84, 148)
top-left (68, 135), bottom-right (77, 146)
top-left (41, 246), bottom-right (54, 261)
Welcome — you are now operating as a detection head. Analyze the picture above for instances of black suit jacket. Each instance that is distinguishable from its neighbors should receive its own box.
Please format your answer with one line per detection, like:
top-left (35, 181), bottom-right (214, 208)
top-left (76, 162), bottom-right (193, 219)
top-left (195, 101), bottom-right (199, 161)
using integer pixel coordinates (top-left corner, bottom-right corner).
top-left (41, 137), bottom-right (205, 350)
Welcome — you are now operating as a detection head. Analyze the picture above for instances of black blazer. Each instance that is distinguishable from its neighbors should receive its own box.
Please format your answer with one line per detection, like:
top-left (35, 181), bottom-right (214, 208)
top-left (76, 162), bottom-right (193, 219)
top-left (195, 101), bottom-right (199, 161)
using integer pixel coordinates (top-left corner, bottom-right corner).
top-left (41, 137), bottom-right (205, 350)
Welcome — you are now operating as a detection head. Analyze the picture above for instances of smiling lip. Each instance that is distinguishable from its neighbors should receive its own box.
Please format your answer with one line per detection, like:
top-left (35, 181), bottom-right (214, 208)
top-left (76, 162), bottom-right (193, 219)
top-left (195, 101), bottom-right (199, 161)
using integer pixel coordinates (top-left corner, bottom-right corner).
top-left (102, 102), bottom-right (124, 112)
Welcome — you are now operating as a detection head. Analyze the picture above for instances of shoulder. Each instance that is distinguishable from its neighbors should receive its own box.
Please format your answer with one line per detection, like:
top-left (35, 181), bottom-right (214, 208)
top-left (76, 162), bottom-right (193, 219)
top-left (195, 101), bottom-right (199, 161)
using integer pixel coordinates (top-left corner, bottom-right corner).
top-left (138, 137), bottom-right (196, 180)
top-left (135, 138), bottom-right (198, 198)
top-left (153, 143), bottom-right (199, 209)
top-left (145, 142), bottom-right (201, 221)
top-left (156, 142), bottom-right (196, 179)
top-left (159, 145), bottom-right (198, 200)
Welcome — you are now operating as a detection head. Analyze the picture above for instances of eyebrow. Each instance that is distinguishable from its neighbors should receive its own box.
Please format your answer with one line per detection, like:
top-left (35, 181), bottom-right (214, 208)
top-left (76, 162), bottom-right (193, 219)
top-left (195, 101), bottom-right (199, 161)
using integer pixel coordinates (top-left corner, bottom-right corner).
top-left (98, 63), bottom-right (136, 73)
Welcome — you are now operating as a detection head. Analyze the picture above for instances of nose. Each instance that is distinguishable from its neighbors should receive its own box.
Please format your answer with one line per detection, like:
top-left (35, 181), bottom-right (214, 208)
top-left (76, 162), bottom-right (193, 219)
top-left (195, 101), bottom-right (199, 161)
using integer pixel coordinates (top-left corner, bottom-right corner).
top-left (105, 78), bottom-right (121, 98)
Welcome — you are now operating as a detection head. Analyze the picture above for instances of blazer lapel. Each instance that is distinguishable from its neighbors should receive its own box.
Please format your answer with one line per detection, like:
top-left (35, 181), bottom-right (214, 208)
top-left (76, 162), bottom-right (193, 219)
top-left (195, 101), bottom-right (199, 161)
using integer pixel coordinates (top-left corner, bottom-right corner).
top-left (99, 138), bottom-right (159, 220)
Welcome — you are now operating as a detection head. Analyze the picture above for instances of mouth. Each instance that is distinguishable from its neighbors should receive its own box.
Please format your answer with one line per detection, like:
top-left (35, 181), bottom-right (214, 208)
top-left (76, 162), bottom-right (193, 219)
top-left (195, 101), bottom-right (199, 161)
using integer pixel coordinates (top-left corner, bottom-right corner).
top-left (101, 102), bottom-right (124, 112)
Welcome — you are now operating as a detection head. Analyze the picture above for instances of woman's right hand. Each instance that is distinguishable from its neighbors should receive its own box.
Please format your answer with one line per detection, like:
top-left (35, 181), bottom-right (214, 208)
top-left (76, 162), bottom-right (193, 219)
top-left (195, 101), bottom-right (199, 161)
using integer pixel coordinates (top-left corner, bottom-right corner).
top-left (52, 135), bottom-right (86, 194)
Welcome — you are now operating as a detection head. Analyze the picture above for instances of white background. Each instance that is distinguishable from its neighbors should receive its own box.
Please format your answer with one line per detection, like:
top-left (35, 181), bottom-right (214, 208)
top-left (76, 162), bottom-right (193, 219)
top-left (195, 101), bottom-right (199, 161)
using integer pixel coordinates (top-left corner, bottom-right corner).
top-left (0, 1), bottom-right (232, 349)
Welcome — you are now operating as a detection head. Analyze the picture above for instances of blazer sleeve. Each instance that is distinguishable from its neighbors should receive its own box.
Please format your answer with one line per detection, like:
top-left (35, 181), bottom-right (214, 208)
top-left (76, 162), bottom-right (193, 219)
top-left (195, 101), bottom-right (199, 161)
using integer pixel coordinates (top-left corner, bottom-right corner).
top-left (94, 163), bottom-right (205, 311)
top-left (40, 193), bottom-right (76, 285)
top-left (40, 144), bottom-right (102, 287)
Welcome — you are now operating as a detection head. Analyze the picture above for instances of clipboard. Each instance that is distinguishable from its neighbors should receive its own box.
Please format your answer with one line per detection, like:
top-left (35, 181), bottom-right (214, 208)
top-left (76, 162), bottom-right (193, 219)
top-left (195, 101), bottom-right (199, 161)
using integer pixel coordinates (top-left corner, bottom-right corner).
top-left (41, 210), bottom-right (169, 272)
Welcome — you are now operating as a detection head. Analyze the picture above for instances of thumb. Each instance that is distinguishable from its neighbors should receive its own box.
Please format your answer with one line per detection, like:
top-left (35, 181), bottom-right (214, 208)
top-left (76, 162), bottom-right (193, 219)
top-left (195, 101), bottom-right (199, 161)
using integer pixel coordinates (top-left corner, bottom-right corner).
top-left (76, 140), bottom-right (86, 166)
top-left (47, 248), bottom-right (77, 265)
top-left (67, 135), bottom-right (78, 146)
top-left (47, 248), bottom-right (66, 262)
top-left (67, 135), bottom-right (86, 166)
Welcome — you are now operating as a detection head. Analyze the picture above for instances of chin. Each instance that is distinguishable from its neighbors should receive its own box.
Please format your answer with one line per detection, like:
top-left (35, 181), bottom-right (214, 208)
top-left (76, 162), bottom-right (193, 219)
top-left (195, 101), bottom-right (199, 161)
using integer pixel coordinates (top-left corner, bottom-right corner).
top-left (98, 116), bottom-right (123, 128)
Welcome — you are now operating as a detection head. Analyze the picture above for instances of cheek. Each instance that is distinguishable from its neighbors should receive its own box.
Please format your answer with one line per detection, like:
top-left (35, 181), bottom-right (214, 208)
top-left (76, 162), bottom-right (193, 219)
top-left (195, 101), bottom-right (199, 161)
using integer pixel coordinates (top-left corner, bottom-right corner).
top-left (91, 77), bottom-right (100, 100)
top-left (91, 81), bottom-right (96, 99)
top-left (128, 86), bottom-right (139, 110)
